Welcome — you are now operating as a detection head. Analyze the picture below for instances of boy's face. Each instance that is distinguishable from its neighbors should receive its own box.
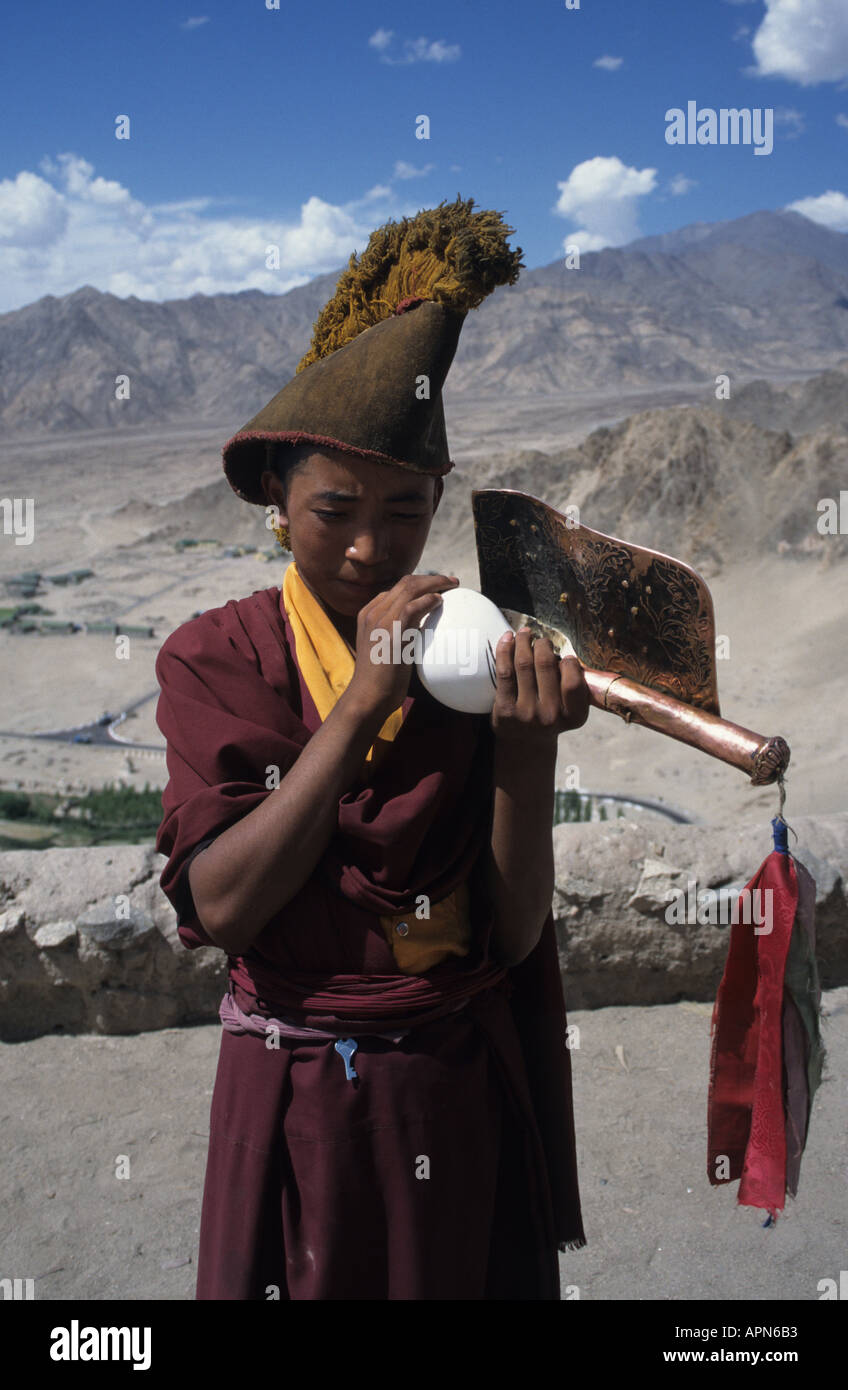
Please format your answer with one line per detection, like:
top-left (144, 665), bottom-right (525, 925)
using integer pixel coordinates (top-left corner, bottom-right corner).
top-left (261, 447), bottom-right (443, 626)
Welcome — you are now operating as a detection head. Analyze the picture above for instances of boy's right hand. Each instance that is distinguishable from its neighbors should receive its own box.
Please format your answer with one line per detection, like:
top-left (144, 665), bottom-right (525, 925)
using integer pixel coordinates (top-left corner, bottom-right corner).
top-left (346, 573), bottom-right (460, 721)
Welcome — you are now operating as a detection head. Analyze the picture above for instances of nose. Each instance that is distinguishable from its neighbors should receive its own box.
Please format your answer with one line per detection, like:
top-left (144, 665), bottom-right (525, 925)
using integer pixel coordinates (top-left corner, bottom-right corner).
top-left (346, 528), bottom-right (390, 565)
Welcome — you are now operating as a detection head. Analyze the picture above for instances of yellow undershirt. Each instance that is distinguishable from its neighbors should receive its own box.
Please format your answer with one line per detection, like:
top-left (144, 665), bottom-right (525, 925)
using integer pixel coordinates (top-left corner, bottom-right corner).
top-left (281, 560), bottom-right (472, 974)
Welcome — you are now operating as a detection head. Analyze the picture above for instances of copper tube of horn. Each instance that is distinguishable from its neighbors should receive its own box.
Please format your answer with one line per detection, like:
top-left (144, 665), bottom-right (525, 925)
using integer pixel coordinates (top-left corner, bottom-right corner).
top-left (583, 668), bottom-right (790, 786)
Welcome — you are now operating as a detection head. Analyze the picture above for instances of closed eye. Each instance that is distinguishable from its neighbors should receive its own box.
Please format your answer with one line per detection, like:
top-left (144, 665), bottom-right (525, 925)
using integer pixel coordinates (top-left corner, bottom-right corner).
top-left (314, 510), bottom-right (425, 521)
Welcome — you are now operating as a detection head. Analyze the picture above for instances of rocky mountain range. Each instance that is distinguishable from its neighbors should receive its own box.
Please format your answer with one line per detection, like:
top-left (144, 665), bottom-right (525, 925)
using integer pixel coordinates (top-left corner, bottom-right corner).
top-left (110, 358), bottom-right (847, 579)
top-left (704, 360), bottom-right (848, 436)
top-left (2, 209), bottom-right (847, 438)
top-left (475, 395), bottom-right (847, 573)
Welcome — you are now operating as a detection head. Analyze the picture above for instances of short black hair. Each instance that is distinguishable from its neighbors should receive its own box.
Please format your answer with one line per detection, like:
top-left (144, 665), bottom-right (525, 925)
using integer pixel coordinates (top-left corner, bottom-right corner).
top-left (269, 442), bottom-right (313, 494)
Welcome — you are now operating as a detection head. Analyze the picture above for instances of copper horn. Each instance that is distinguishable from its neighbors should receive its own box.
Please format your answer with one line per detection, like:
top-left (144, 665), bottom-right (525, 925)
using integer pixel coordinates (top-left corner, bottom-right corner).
top-left (472, 488), bottom-right (790, 786)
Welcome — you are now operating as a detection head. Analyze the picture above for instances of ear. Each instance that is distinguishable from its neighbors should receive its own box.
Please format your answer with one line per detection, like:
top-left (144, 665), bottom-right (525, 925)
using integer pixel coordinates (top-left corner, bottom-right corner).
top-left (432, 476), bottom-right (444, 513)
top-left (260, 469), bottom-right (289, 524)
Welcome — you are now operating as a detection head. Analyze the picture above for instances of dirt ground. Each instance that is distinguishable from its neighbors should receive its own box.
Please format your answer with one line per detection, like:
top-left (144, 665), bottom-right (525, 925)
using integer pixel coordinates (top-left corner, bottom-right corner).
top-left (1, 986), bottom-right (844, 1302)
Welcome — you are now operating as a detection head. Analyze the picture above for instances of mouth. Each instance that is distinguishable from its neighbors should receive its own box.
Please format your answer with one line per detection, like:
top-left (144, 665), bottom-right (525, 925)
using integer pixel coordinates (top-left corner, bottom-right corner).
top-left (338, 576), bottom-right (394, 593)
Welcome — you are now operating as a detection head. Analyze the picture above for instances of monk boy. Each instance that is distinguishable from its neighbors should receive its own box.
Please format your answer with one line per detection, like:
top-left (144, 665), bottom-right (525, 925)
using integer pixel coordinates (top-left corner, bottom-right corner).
top-left (155, 198), bottom-right (588, 1298)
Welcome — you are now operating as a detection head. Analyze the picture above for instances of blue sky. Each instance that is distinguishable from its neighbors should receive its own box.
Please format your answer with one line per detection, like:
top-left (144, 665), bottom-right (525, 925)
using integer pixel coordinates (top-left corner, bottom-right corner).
top-left (1, 0), bottom-right (847, 312)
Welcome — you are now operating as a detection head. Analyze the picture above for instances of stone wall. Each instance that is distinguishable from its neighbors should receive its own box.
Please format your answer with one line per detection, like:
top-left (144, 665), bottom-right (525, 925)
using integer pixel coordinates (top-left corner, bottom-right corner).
top-left (551, 814), bottom-right (848, 1008)
top-left (0, 845), bottom-right (225, 1041)
top-left (1, 814), bottom-right (846, 1040)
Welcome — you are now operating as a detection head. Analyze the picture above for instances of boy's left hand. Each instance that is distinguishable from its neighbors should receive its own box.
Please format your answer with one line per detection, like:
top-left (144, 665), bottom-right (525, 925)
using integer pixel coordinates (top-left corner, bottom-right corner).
top-left (489, 627), bottom-right (590, 745)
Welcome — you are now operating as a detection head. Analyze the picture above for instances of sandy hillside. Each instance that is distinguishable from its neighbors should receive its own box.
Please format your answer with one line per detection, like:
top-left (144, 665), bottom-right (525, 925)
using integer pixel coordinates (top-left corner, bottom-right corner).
top-left (1, 385), bottom-right (845, 831)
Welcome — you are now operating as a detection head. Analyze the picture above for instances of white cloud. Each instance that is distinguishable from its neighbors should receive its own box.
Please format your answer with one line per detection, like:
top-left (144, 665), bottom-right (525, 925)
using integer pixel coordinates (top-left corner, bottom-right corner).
top-left (554, 156), bottom-right (657, 252)
top-left (837, 113), bottom-right (848, 129)
top-left (749, 0), bottom-right (848, 85)
top-left (372, 33), bottom-right (461, 64)
top-left (0, 170), bottom-right (68, 247)
top-left (58, 154), bottom-right (147, 211)
top-left (774, 106), bottom-right (806, 137)
top-left (0, 154), bottom-right (416, 311)
top-left (360, 184), bottom-right (393, 201)
top-left (593, 55), bottom-right (623, 71)
top-left (669, 174), bottom-right (697, 196)
top-left (786, 189), bottom-right (848, 231)
top-left (180, 16), bottom-right (209, 30)
top-left (149, 197), bottom-right (216, 213)
top-left (406, 37), bottom-right (460, 62)
top-left (393, 160), bottom-right (435, 179)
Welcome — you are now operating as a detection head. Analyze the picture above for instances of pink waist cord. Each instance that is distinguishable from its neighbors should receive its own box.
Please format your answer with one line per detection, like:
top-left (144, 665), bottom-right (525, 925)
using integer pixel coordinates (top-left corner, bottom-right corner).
top-left (218, 990), bottom-right (411, 1082)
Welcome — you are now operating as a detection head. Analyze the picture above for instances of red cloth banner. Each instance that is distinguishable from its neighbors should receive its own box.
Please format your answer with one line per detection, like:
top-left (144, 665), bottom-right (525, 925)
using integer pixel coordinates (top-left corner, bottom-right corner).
top-left (707, 850), bottom-right (800, 1220)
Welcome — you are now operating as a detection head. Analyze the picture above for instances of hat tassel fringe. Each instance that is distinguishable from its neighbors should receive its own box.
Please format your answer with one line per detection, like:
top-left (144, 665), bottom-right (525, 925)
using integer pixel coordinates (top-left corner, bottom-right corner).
top-left (296, 194), bottom-right (524, 372)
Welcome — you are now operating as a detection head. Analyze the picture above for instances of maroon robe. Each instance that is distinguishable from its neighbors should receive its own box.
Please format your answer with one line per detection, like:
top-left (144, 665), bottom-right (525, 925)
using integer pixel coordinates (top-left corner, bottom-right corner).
top-left (154, 583), bottom-right (586, 1299)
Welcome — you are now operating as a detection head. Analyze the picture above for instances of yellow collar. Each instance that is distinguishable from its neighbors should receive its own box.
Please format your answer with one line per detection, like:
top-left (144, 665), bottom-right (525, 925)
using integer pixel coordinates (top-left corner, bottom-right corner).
top-left (281, 560), bottom-right (405, 770)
